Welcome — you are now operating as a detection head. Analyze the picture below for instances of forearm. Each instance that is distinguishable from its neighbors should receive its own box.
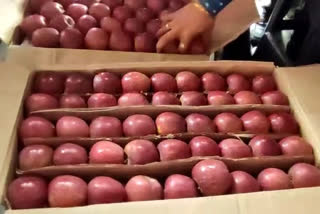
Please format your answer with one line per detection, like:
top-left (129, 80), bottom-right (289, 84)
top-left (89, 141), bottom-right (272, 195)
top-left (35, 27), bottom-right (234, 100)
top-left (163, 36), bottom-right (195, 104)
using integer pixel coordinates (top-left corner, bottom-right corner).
top-left (209, 0), bottom-right (260, 51)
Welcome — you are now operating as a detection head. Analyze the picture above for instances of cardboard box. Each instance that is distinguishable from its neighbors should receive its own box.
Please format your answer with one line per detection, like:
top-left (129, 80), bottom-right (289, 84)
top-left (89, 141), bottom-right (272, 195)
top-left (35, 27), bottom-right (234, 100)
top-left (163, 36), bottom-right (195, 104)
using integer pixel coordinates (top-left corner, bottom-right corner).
top-left (1, 0), bottom-right (260, 66)
top-left (1, 61), bottom-right (320, 213)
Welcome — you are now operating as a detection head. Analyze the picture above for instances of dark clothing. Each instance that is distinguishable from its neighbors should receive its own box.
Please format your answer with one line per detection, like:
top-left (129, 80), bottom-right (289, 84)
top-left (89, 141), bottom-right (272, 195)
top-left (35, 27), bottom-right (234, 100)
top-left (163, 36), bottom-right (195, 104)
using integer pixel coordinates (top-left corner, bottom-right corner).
top-left (289, 0), bottom-right (320, 65)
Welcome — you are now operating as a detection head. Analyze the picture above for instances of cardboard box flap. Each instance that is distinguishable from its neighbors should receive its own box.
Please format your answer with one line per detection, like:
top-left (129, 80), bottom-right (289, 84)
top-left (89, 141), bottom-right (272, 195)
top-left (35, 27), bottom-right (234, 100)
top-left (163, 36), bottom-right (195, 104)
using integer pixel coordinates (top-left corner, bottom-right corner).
top-left (275, 64), bottom-right (320, 164)
top-left (6, 47), bottom-right (211, 69)
top-left (0, 63), bottom-right (31, 204)
top-left (0, 0), bottom-right (25, 44)
top-left (0, 63), bottom-right (30, 168)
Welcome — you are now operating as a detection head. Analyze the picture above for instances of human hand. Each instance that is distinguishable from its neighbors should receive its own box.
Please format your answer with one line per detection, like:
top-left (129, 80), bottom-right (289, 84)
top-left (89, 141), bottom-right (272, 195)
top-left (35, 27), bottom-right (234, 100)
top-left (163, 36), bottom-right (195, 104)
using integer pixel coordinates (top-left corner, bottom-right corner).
top-left (156, 2), bottom-right (215, 53)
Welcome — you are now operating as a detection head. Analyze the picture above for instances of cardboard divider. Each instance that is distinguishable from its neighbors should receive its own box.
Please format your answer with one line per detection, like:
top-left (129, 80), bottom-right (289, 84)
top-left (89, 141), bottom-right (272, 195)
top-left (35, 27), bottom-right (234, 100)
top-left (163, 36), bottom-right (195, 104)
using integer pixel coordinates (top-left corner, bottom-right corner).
top-left (34, 61), bottom-right (275, 76)
top-left (22, 132), bottom-right (292, 148)
top-left (26, 90), bottom-right (285, 102)
top-left (29, 104), bottom-right (290, 121)
top-left (17, 155), bottom-right (314, 180)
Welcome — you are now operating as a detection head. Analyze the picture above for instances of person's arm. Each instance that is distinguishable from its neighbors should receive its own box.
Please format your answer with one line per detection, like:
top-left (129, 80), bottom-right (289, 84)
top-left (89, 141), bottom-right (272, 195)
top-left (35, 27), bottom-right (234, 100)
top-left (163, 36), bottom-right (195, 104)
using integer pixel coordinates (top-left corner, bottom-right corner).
top-left (156, 0), bottom-right (232, 53)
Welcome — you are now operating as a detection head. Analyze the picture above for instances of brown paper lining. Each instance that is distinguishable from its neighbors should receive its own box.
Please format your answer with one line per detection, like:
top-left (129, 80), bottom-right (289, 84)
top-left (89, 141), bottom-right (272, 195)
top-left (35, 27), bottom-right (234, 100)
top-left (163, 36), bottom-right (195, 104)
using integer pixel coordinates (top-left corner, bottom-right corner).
top-left (17, 155), bottom-right (314, 180)
top-left (30, 104), bottom-right (290, 121)
top-left (22, 132), bottom-right (292, 148)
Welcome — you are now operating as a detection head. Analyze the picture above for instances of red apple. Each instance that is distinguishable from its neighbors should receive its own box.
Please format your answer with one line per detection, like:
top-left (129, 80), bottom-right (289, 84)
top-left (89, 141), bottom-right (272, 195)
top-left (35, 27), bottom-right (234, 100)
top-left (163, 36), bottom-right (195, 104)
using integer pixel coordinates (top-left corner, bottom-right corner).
top-left (19, 145), bottom-right (53, 170)
top-left (219, 138), bottom-right (252, 158)
top-left (7, 176), bottom-right (48, 209)
top-left (164, 174), bottom-right (198, 199)
top-left (123, 114), bottom-right (156, 136)
top-left (214, 113), bottom-right (243, 133)
top-left (248, 135), bottom-right (281, 156)
top-left (125, 175), bottom-right (162, 201)
top-left (185, 113), bottom-right (215, 133)
top-left (157, 139), bottom-right (191, 161)
top-left (269, 112), bottom-right (299, 134)
top-left (155, 112), bottom-right (186, 135)
top-left (207, 91), bottom-right (235, 105)
top-left (124, 139), bottom-right (159, 164)
top-left (192, 159), bottom-right (232, 195)
top-left (201, 73), bottom-right (226, 91)
top-left (89, 141), bottom-right (124, 164)
top-left (257, 168), bottom-right (292, 190)
top-left (152, 92), bottom-right (180, 105)
top-left (48, 175), bottom-right (87, 207)
top-left (121, 71), bottom-right (151, 93)
top-left (90, 116), bottom-right (123, 137)
top-left (88, 176), bottom-right (126, 204)
top-left (88, 93), bottom-right (117, 107)
top-left (189, 136), bottom-right (220, 156)
top-left (231, 171), bottom-right (260, 193)
top-left (227, 73), bottom-right (251, 94)
top-left (19, 116), bottom-right (55, 139)
top-left (176, 71), bottom-right (201, 92)
top-left (53, 143), bottom-right (88, 165)
top-left (241, 111), bottom-right (270, 133)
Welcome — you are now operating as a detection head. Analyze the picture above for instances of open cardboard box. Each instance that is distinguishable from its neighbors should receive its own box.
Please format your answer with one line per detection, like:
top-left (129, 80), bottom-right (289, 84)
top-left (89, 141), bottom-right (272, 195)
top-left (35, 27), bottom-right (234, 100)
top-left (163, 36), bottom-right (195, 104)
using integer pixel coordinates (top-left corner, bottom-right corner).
top-left (0, 0), bottom-right (259, 67)
top-left (1, 61), bottom-right (320, 213)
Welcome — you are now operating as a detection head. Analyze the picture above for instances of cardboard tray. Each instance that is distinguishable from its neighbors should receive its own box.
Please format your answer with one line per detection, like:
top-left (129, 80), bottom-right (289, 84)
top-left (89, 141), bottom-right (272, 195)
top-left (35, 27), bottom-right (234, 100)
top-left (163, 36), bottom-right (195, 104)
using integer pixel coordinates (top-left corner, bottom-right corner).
top-left (1, 61), bottom-right (320, 213)
top-left (0, 0), bottom-right (260, 66)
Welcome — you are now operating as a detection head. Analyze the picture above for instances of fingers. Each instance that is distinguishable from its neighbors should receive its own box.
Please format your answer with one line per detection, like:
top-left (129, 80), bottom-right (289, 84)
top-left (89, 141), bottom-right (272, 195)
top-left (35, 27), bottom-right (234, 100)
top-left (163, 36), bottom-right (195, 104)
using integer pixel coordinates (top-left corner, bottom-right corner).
top-left (157, 22), bottom-right (172, 38)
top-left (156, 30), bottom-right (178, 53)
top-left (179, 33), bottom-right (193, 53)
top-left (160, 12), bottom-right (176, 22)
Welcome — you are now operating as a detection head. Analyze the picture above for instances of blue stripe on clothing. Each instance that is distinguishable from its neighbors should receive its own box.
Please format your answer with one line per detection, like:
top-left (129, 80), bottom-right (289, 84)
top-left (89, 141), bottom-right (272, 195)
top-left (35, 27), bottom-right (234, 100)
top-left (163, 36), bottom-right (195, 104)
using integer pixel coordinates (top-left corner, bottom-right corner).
top-left (198, 0), bottom-right (232, 16)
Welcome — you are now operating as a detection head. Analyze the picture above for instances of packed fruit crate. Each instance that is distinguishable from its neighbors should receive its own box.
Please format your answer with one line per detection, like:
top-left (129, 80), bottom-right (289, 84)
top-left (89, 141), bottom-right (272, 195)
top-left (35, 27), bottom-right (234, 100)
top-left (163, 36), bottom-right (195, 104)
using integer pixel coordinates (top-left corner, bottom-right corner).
top-left (4, 61), bottom-right (320, 210)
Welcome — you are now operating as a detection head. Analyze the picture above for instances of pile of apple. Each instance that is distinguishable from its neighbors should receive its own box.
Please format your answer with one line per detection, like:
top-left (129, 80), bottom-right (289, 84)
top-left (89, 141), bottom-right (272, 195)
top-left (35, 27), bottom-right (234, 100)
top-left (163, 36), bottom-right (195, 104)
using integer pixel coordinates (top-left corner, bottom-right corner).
top-left (18, 110), bottom-right (312, 170)
top-left (26, 71), bottom-right (289, 112)
top-left (21, 110), bottom-right (300, 139)
top-left (8, 161), bottom-right (320, 209)
top-left (20, 0), bottom-right (205, 53)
